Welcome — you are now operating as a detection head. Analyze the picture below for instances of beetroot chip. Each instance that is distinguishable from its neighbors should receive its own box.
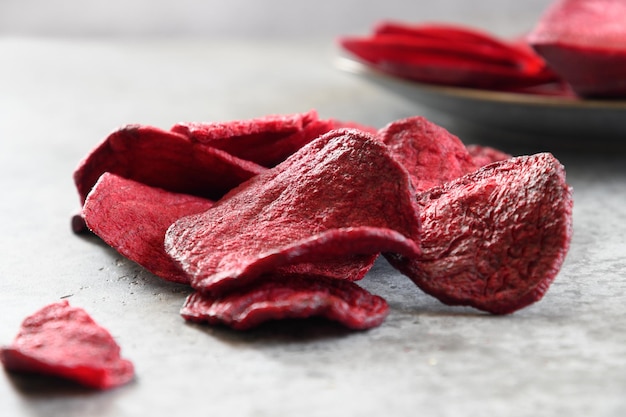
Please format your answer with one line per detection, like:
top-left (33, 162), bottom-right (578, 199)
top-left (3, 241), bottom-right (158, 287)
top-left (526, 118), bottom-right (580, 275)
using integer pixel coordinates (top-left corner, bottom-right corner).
top-left (165, 129), bottom-right (422, 295)
top-left (341, 34), bottom-right (522, 70)
top-left (527, 0), bottom-right (626, 98)
top-left (171, 110), bottom-right (376, 168)
top-left (83, 173), bottom-right (214, 284)
top-left (1, 301), bottom-right (134, 390)
top-left (377, 116), bottom-right (476, 191)
top-left (386, 153), bottom-right (573, 314)
top-left (172, 111), bottom-right (317, 142)
top-left (377, 116), bottom-right (512, 192)
top-left (466, 144), bottom-right (512, 168)
top-left (181, 273), bottom-right (389, 330)
top-left (375, 22), bottom-right (523, 51)
top-left (374, 57), bottom-right (558, 91)
top-left (340, 21), bottom-right (558, 90)
top-left (73, 124), bottom-right (265, 204)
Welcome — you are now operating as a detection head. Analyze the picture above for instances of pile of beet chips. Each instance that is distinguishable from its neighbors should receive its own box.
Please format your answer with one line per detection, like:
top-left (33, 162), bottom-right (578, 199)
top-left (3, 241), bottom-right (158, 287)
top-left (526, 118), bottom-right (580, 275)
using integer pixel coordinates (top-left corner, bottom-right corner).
top-left (340, 0), bottom-right (626, 98)
top-left (72, 110), bottom-right (573, 330)
top-left (1, 109), bottom-right (573, 389)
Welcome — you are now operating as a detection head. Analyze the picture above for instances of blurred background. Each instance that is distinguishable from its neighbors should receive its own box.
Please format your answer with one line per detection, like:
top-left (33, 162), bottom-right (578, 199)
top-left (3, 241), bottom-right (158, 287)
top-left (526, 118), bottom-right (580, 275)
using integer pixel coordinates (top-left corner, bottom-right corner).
top-left (0, 0), bottom-right (553, 39)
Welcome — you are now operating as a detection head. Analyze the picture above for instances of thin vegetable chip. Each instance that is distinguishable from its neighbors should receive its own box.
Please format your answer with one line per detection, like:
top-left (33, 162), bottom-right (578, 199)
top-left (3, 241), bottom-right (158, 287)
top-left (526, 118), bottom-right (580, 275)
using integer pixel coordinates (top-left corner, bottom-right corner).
top-left (465, 144), bottom-right (512, 168)
top-left (165, 129), bottom-right (422, 295)
top-left (83, 173), bottom-right (215, 284)
top-left (73, 124), bottom-right (265, 204)
top-left (0, 301), bottom-right (134, 390)
top-left (181, 273), bottom-right (389, 330)
top-left (386, 153), bottom-right (573, 314)
top-left (376, 117), bottom-right (511, 192)
top-left (339, 21), bottom-right (558, 90)
top-left (172, 110), bottom-right (377, 168)
top-left (377, 116), bottom-right (476, 191)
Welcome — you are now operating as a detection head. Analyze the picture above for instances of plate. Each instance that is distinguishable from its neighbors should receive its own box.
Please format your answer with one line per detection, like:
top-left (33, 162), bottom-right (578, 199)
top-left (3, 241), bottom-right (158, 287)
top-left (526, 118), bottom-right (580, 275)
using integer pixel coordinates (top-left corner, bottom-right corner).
top-left (336, 57), bottom-right (626, 140)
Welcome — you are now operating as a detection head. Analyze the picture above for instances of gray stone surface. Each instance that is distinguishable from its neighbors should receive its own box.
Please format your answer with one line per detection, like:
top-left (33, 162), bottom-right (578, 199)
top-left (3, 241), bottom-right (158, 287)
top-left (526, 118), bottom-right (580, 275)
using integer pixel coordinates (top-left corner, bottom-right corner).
top-left (1, 37), bottom-right (625, 417)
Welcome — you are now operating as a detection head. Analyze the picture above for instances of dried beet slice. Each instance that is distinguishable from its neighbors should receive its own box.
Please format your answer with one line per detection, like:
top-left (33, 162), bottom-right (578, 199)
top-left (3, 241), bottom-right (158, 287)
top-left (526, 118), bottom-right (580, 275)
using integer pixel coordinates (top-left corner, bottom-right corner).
top-left (375, 22), bottom-right (519, 49)
top-left (172, 111), bottom-right (317, 142)
top-left (83, 173), bottom-right (214, 284)
top-left (339, 21), bottom-right (558, 90)
top-left (172, 111), bottom-right (377, 168)
top-left (374, 57), bottom-right (557, 90)
top-left (181, 273), bottom-right (389, 330)
top-left (277, 251), bottom-right (377, 282)
top-left (465, 144), bottom-right (512, 168)
top-left (527, 0), bottom-right (626, 97)
top-left (341, 35), bottom-right (522, 69)
top-left (165, 129), bottom-right (422, 295)
top-left (377, 116), bottom-right (476, 191)
top-left (377, 117), bottom-right (512, 192)
top-left (373, 22), bottom-right (548, 72)
top-left (0, 301), bottom-right (134, 390)
top-left (386, 153), bottom-right (573, 314)
top-left (73, 124), bottom-right (265, 204)
top-left (171, 111), bottom-right (319, 167)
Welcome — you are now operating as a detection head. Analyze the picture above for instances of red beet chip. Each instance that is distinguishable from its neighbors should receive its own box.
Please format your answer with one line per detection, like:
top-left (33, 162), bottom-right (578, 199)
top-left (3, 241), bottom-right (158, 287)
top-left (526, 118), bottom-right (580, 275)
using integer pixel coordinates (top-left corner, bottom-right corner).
top-left (465, 144), bottom-right (512, 168)
top-left (172, 110), bottom-right (377, 168)
top-left (374, 57), bottom-right (558, 91)
top-left (172, 111), bottom-right (317, 142)
top-left (377, 116), bottom-right (476, 192)
top-left (83, 173), bottom-right (214, 284)
top-left (165, 129), bottom-right (422, 295)
top-left (73, 124), bottom-right (265, 204)
top-left (527, 0), bottom-right (626, 98)
top-left (328, 119), bottom-right (378, 135)
top-left (340, 21), bottom-right (558, 90)
top-left (386, 153), bottom-right (573, 314)
top-left (341, 34), bottom-right (521, 70)
top-left (377, 117), bottom-right (512, 192)
top-left (0, 301), bottom-right (134, 390)
top-left (373, 22), bottom-right (549, 72)
top-left (181, 273), bottom-right (389, 330)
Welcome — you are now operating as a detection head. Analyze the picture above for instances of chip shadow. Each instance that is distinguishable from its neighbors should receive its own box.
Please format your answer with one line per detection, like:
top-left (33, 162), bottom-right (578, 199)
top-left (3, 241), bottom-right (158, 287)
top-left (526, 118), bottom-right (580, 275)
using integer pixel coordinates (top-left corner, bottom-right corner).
top-left (4, 369), bottom-right (113, 397)
top-left (185, 316), bottom-right (355, 346)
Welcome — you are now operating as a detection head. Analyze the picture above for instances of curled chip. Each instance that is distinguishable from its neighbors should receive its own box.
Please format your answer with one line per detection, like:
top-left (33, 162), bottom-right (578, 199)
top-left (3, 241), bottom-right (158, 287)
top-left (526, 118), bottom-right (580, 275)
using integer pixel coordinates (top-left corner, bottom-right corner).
top-left (181, 273), bottom-right (389, 330)
top-left (386, 153), bottom-right (573, 314)
top-left (83, 173), bottom-right (215, 284)
top-left (73, 124), bottom-right (265, 204)
top-left (0, 301), bottom-right (134, 390)
top-left (165, 129), bottom-right (422, 295)
top-left (172, 110), bottom-right (376, 168)
top-left (377, 116), bottom-right (476, 191)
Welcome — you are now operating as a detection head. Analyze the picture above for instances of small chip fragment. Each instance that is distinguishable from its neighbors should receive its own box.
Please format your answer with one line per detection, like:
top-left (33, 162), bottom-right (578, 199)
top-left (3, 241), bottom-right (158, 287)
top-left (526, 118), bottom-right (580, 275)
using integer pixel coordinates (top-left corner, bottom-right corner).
top-left (181, 273), bottom-right (389, 330)
top-left (83, 173), bottom-right (215, 284)
top-left (0, 301), bottom-right (134, 390)
top-left (386, 153), bottom-right (573, 314)
top-left (165, 129), bottom-right (422, 295)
